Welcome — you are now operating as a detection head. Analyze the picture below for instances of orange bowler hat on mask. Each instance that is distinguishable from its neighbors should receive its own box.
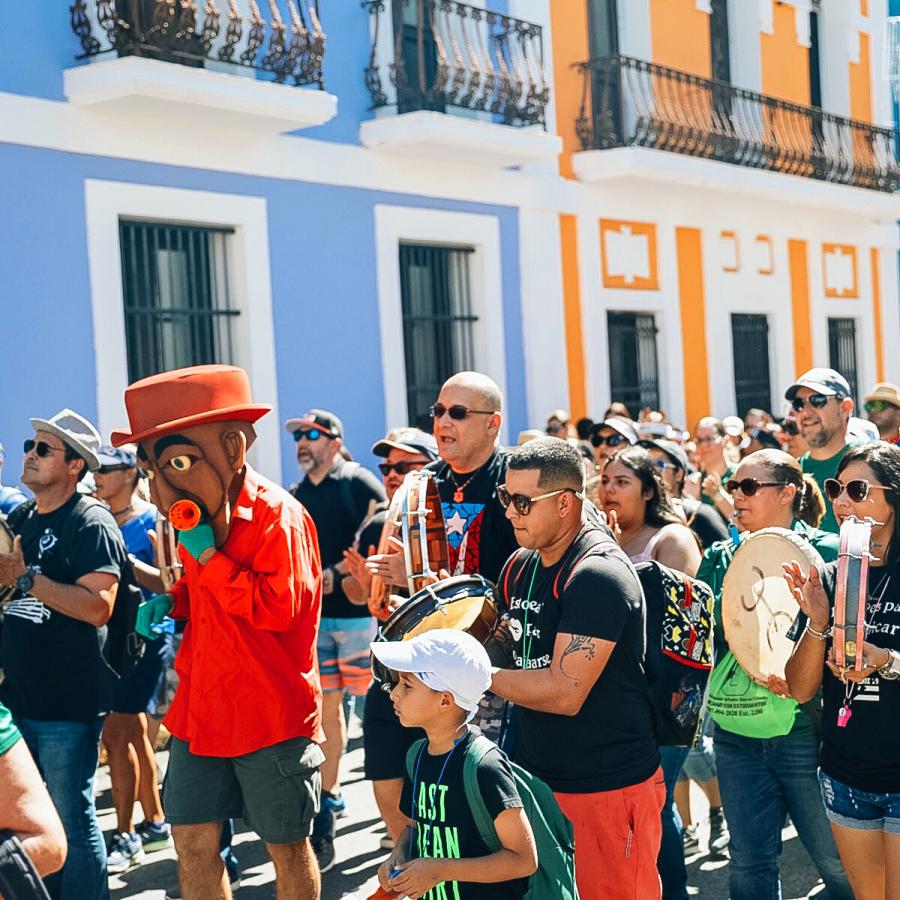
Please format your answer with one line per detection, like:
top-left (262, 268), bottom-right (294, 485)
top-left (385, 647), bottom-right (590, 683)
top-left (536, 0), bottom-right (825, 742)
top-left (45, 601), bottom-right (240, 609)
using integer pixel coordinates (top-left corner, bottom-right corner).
top-left (110, 365), bottom-right (272, 447)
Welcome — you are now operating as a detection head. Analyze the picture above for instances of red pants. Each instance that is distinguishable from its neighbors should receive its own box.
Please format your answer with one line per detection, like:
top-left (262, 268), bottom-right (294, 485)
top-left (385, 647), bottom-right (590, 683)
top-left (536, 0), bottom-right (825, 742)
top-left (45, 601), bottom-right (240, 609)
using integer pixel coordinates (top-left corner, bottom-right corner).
top-left (555, 767), bottom-right (665, 900)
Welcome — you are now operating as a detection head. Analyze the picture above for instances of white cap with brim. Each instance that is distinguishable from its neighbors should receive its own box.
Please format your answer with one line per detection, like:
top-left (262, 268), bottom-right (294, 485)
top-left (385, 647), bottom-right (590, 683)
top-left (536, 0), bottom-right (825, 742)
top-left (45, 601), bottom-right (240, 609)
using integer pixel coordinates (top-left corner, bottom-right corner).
top-left (30, 408), bottom-right (101, 472)
top-left (370, 629), bottom-right (492, 719)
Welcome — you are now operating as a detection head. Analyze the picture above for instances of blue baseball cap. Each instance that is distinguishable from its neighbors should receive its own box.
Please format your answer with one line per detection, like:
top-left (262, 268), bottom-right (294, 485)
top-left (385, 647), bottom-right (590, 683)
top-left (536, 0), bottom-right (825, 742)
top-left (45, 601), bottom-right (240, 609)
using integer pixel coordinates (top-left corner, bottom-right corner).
top-left (96, 445), bottom-right (138, 470)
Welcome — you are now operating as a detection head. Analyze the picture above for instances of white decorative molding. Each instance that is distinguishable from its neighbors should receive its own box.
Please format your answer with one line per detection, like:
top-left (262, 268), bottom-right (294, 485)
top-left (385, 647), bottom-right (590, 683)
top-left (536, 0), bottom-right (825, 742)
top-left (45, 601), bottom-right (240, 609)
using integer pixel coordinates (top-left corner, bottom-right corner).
top-left (696, 0), bottom-right (712, 13)
top-left (360, 111), bottom-right (562, 169)
top-left (65, 57), bottom-right (337, 136)
top-left (759, 0), bottom-right (775, 34)
top-left (373, 205), bottom-right (508, 441)
top-left (758, 0), bottom-right (811, 48)
top-left (83, 181), bottom-right (281, 480)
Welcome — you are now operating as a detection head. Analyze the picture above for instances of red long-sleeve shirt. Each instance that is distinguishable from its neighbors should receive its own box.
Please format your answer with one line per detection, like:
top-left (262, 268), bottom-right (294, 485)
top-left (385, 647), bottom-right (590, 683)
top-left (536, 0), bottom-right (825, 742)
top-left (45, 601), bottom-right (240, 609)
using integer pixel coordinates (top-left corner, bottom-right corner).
top-left (166, 467), bottom-right (323, 756)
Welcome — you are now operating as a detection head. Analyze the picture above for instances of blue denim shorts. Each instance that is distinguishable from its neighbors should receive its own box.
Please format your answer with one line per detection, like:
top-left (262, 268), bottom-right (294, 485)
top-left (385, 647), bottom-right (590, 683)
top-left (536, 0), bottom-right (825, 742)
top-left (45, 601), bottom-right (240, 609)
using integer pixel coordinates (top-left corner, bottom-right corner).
top-left (819, 769), bottom-right (900, 834)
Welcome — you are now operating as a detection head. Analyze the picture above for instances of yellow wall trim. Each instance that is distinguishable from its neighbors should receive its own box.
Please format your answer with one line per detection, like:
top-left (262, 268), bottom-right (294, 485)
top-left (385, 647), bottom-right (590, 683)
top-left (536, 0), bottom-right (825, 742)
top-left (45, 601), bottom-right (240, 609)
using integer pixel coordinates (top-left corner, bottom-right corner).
top-left (871, 247), bottom-right (885, 383)
top-left (675, 227), bottom-right (710, 428)
top-left (788, 239), bottom-right (813, 376)
top-left (560, 214), bottom-right (587, 418)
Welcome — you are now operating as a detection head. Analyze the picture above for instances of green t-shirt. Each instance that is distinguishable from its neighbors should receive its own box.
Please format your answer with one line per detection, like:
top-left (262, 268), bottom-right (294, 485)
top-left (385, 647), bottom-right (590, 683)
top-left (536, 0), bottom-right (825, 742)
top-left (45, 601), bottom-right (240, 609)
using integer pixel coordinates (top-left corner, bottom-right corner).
top-left (799, 441), bottom-right (860, 534)
top-left (697, 520), bottom-right (839, 734)
top-left (0, 700), bottom-right (22, 757)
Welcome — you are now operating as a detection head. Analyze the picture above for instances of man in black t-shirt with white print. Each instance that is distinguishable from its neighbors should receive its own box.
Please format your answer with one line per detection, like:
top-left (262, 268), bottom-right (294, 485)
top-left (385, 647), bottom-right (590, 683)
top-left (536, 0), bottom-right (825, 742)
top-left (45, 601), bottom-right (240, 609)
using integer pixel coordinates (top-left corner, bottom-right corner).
top-left (491, 438), bottom-right (664, 900)
top-left (0, 408), bottom-right (127, 900)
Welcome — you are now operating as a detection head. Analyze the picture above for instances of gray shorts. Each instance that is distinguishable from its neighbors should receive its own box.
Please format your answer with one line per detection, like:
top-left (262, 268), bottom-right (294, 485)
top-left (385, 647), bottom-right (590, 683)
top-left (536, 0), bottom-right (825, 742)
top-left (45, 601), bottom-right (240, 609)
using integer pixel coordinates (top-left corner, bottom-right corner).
top-left (163, 735), bottom-right (325, 844)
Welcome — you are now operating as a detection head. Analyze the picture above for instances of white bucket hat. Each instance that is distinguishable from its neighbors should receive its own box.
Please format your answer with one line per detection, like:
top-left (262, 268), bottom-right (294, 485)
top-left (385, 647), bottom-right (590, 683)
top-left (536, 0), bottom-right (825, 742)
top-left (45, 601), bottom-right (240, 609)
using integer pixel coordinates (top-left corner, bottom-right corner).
top-left (29, 408), bottom-right (102, 472)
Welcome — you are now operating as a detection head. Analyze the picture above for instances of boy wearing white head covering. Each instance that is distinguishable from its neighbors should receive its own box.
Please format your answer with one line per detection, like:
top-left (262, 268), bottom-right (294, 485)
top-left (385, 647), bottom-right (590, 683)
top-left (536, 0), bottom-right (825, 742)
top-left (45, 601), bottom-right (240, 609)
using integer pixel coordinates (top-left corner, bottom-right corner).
top-left (371, 630), bottom-right (537, 899)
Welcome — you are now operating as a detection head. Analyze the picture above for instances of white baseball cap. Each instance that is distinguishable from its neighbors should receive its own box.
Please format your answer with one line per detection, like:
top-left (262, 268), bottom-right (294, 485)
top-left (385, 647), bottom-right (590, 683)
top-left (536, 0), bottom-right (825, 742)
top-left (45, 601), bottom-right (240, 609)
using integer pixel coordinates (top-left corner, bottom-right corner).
top-left (370, 629), bottom-right (492, 717)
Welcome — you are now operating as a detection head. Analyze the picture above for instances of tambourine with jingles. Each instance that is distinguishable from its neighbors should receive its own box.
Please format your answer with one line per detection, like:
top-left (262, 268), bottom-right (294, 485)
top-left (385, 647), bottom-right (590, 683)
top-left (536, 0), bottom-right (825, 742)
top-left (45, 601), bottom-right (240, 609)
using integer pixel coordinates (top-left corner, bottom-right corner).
top-left (834, 516), bottom-right (875, 672)
top-left (722, 527), bottom-right (823, 683)
top-left (371, 574), bottom-right (499, 686)
top-left (369, 470), bottom-right (449, 621)
top-left (0, 519), bottom-right (16, 606)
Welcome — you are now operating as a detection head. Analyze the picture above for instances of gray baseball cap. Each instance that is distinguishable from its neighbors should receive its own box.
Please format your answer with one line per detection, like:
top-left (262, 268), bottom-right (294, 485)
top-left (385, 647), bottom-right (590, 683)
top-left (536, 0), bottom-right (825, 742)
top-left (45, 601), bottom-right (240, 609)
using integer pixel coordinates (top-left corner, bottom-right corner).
top-left (371, 428), bottom-right (438, 461)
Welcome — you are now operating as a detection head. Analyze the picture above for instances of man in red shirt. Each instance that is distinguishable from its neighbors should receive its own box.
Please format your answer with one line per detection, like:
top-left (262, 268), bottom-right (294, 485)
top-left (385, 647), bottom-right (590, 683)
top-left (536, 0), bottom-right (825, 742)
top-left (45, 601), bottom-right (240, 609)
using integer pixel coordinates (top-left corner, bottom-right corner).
top-left (112, 365), bottom-right (323, 900)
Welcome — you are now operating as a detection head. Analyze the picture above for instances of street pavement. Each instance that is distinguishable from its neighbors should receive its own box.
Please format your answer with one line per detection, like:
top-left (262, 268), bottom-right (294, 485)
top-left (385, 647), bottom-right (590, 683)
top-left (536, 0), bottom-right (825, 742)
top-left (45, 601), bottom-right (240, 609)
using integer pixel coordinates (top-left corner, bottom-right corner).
top-left (104, 729), bottom-right (830, 899)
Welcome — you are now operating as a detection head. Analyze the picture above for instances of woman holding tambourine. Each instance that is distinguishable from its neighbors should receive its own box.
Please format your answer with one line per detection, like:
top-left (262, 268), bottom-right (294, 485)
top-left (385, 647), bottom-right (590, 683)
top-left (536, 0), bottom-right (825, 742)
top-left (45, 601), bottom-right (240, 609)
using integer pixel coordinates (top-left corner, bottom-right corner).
top-left (786, 442), bottom-right (900, 900)
top-left (697, 449), bottom-right (852, 900)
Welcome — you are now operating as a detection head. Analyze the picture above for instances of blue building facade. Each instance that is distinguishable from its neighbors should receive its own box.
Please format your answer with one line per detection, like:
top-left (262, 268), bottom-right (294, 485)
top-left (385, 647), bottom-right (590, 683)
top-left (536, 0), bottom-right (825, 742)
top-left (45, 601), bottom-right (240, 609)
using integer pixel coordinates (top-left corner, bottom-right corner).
top-left (0, 1), bottom-right (563, 485)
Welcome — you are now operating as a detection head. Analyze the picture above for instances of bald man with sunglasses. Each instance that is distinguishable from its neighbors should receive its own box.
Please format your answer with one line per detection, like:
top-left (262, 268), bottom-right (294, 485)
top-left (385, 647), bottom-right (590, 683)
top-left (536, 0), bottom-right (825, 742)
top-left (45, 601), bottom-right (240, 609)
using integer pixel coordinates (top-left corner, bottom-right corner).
top-left (491, 438), bottom-right (663, 900)
top-left (785, 369), bottom-right (859, 533)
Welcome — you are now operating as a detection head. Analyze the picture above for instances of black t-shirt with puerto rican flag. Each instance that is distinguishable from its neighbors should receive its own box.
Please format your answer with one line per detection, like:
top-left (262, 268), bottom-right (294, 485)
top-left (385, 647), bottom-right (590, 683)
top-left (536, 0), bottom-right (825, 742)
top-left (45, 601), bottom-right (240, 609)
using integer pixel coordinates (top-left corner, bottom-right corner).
top-left (426, 450), bottom-right (518, 585)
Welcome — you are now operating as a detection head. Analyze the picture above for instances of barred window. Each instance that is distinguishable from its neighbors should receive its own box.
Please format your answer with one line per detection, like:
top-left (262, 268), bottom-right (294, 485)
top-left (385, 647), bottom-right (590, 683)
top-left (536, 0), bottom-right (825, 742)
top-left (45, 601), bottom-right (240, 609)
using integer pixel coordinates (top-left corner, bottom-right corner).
top-left (828, 317), bottom-right (859, 406)
top-left (399, 244), bottom-right (476, 429)
top-left (731, 313), bottom-right (772, 416)
top-left (119, 220), bottom-right (238, 382)
top-left (607, 312), bottom-right (660, 413)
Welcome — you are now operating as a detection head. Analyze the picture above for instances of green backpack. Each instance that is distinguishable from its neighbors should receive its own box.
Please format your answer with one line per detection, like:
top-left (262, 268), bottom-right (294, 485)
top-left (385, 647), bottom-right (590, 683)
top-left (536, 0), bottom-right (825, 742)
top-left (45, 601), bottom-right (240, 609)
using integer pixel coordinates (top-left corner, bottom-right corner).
top-left (406, 735), bottom-right (579, 900)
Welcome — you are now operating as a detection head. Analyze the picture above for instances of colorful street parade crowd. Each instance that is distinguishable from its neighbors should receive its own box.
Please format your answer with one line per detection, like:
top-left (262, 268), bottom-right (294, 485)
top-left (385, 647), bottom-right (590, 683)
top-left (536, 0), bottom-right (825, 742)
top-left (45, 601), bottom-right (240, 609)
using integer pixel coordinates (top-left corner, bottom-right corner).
top-left (0, 363), bottom-right (898, 900)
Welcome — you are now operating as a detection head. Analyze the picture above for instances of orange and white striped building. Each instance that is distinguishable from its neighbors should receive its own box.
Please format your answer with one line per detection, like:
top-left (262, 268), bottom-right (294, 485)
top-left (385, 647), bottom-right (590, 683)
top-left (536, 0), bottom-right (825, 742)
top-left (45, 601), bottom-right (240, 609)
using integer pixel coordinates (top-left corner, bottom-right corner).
top-left (523, 0), bottom-right (900, 429)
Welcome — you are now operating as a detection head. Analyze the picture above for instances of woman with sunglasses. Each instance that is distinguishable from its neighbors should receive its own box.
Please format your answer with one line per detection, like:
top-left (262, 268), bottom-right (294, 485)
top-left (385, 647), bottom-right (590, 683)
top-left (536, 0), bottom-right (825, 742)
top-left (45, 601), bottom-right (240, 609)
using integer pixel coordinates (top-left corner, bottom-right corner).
top-left (697, 449), bottom-right (852, 900)
top-left (780, 416), bottom-right (808, 459)
top-left (600, 446), bottom-right (701, 576)
top-left (785, 442), bottom-right (900, 900)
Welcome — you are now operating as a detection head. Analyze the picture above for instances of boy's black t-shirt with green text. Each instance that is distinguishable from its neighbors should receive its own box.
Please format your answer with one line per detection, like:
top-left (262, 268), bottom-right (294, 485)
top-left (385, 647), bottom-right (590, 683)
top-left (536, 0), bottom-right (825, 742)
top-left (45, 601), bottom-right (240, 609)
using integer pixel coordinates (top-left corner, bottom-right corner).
top-left (399, 730), bottom-right (527, 899)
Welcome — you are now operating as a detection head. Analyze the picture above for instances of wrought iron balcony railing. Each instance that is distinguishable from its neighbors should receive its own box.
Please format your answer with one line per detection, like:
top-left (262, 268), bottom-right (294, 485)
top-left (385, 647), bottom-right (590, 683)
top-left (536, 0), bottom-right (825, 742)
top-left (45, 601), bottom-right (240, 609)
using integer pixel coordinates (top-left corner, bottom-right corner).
top-left (364, 0), bottom-right (549, 127)
top-left (70, 0), bottom-right (326, 89)
top-left (577, 55), bottom-right (899, 193)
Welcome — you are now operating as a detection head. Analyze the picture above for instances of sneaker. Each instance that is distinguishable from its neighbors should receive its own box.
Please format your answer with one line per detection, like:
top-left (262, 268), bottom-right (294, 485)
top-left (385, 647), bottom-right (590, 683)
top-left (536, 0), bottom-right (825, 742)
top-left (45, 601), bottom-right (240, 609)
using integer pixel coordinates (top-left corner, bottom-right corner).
top-left (107, 831), bottom-right (144, 873)
top-left (312, 835), bottom-right (336, 874)
top-left (324, 791), bottom-right (349, 820)
top-left (709, 807), bottom-right (731, 856)
top-left (312, 803), bottom-right (336, 874)
top-left (136, 819), bottom-right (173, 852)
top-left (683, 824), bottom-right (700, 854)
top-left (165, 871), bottom-right (241, 899)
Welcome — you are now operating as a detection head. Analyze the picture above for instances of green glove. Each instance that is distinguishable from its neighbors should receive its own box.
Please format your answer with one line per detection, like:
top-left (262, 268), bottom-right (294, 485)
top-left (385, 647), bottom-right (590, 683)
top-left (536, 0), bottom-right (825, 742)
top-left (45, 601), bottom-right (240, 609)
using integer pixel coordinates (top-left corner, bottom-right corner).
top-left (136, 593), bottom-right (173, 641)
top-left (177, 522), bottom-right (216, 562)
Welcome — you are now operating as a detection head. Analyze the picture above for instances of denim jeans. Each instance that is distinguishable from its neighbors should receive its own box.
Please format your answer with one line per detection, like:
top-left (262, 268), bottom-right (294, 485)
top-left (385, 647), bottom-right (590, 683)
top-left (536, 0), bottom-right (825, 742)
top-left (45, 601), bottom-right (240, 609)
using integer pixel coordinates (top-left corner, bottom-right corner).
top-left (658, 745), bottom-right (690, 900)
top-left (19, 717), bottom-right (109, 900)
top-left (714, 724), bottom-right (852, 900)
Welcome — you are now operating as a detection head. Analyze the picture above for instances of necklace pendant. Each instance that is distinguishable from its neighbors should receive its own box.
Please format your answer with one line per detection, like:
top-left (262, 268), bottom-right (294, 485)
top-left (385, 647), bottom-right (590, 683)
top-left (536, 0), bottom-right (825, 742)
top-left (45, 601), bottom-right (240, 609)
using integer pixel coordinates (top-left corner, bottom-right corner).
top-left (453, 490), bottom-right (464, 503)
top-left (837, 705), bottom-right (852, 727)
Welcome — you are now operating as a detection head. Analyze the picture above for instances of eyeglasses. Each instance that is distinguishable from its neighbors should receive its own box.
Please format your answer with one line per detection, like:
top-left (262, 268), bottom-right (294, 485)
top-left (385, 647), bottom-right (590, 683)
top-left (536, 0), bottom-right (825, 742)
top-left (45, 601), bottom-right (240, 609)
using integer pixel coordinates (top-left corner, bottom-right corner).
top-left (791, 393), bottom-right (840, 412)
top-left (694, 435), bottom-right (720, 445)
top-left (725, 478), bottom-right (787, 497)
top-left (292, 428), bottom-right (330, 442)
top-left (429, 404), bottom-right (496, 421)
top-left (97, 465), bottom-right (131, 475)
top-left (590, 433), bottom-right (627, 448)
top-left (782, 420), bottom-right (799, 437)
top-left (654, 459), bottom-right (679, 472)
top-left (865, 400), bottom-right (892, 414)
top-left (496, 485), bottom-right (580, 516)
top-left (823, 478), bottom-right (891, 503)
top-left (23, 439), bottom-right (65, 458)
top-left (378, 461), bottom-right (423, 477)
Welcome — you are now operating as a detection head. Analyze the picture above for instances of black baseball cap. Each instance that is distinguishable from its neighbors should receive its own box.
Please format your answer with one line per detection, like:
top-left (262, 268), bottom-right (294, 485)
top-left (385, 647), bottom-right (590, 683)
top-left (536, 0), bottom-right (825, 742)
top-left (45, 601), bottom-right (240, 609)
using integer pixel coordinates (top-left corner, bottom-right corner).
top-left (590, 417), bottom-right (638, 445)
top-left (284, 409), bottom-right (344, 440)
top-left (784, 368), bottom-right (851, 401)
top-left (638, 439), bottom-right (689, 473)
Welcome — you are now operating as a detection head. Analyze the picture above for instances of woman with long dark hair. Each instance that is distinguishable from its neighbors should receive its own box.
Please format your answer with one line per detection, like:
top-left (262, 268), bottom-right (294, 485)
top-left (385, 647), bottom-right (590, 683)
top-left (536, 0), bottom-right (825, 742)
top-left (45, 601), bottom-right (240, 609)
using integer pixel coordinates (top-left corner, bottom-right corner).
top-left (786, 442), bottom-right (900, 900)
top-left (699, 449), bottom-right (851, 900)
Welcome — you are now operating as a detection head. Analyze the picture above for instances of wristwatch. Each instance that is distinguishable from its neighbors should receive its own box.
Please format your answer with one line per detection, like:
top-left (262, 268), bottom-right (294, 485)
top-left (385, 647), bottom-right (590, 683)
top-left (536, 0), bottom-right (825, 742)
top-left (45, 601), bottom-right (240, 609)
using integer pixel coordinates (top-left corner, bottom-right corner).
top-left (877, 649), bottom-right (900, 681)
top-left (16, 565), bottom-right (41, 596)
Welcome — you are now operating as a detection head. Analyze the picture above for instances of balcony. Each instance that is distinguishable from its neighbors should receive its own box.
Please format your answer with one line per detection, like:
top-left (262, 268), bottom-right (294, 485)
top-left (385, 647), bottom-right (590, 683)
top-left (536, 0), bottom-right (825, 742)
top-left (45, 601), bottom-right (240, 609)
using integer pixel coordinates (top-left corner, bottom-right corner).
top-left (360, 0), bottom-right (561, 168)
top-left (574, 55), bottom-right (900, 204)
top-left (66, 1), bottom-right (336, 135)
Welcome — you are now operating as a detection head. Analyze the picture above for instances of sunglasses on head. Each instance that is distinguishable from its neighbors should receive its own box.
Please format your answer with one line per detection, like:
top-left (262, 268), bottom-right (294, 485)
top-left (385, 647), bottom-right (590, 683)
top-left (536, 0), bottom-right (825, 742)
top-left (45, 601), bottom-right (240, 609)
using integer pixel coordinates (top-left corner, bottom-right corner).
top-left (725, 478), bottom-right (787, 497)
top-left (292, 428), bottom-right (330, 442)
top-left (496, 484), bottom-right (580, 516)
top-left (782, 420), bottom-right (799, 436)
top-left (378, 461), bottom-right (423, 477)
top-left (865, 400), bottom-right (893, 414)
top-left (791, 393), bottom-right (840, 412)
top-left (823, 478), bottom-right (890, 503)
top-left (23, 439), bottom-right (65, 458)
top-left (429, 404), bottom-right (496, 421)
top-left (590, 432), bottom-right (627, 448)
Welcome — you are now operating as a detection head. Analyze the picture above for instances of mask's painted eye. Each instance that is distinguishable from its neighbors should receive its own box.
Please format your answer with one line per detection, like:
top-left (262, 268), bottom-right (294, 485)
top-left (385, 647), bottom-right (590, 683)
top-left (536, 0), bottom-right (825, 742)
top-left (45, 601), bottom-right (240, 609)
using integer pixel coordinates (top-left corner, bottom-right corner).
top-left (169, 455), bottom-right (193, 472)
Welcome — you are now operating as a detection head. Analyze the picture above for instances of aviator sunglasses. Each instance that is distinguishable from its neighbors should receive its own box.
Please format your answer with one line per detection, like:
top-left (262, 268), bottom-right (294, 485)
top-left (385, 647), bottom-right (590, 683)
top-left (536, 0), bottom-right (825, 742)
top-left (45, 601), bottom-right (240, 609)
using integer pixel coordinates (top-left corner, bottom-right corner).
top-left (590, 432), bottom-right (627, 449)
top-left (23, 439), bottom-right (65, 458)
top-left (292, 428), bottom-right (330, 442)
top-left (865, 400), bottom-right (894, 414)
top-left (725, 478), bottom-right (787, 497)
top-left (791, 393), bottom-right (840, 412)
top-left (496, 484), bottom-right (581, 516)
top-left (378, 461), bottom-right (423, 477)
top-left (429, 403), bottom-right (496, 421)
top-left (823, 478), bottom-right (890, 504)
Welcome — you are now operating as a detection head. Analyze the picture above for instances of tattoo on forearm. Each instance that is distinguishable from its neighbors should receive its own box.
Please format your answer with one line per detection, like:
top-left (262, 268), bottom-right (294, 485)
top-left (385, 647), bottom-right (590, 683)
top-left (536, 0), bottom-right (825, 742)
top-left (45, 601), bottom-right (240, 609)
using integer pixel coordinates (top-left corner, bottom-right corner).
top-left (559, 634), bottom-right (597, 687)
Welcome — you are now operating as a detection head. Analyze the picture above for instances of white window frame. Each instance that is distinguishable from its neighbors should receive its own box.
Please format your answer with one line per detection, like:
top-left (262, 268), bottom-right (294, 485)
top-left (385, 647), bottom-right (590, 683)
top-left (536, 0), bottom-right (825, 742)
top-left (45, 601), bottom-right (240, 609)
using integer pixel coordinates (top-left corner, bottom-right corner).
top-left (374, 204), bottom-right (508, 441)
top-left (83, 180), bottom-right (281, 479)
